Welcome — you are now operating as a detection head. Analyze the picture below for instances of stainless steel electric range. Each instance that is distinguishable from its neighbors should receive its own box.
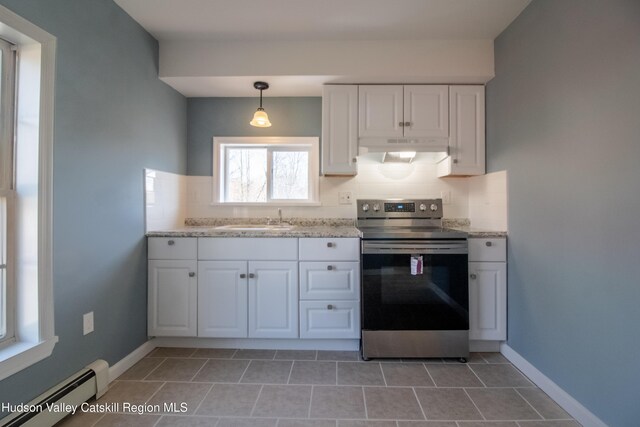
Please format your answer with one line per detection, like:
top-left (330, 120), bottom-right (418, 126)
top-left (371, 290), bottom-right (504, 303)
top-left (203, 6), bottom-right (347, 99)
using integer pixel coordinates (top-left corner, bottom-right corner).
top-left (357, 198), bottom-right (469, 361)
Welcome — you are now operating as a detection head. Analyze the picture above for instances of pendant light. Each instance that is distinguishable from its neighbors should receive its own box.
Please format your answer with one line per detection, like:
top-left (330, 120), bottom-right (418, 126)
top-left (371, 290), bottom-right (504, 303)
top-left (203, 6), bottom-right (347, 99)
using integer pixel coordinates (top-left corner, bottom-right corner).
top-left (250, 81), bottom-right (272, 127)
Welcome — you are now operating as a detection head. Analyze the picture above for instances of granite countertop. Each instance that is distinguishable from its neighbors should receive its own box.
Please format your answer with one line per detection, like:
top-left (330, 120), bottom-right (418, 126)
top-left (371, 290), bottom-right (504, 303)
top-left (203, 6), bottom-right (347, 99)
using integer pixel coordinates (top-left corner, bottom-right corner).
top-left (146, 218), bottom-right (362, 238)
top-left (443, 219), bottom-right (508, 238)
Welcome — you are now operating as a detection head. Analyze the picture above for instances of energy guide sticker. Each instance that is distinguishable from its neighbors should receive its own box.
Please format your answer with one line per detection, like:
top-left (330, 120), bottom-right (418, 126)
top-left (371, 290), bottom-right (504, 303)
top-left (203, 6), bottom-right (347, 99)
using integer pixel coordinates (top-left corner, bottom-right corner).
top-left (411, 255), bottom-right (423, 275)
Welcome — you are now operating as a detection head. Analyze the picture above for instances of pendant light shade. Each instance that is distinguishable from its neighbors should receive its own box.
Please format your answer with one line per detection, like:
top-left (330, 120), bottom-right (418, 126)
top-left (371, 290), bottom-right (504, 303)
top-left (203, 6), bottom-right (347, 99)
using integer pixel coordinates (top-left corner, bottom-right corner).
top-left (250, 81), bottom-right (272, 127)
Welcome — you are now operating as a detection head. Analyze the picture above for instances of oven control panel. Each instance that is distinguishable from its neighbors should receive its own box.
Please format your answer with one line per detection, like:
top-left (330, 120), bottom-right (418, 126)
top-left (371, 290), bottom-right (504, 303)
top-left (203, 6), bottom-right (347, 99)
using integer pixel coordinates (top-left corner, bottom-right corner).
top-left (357, 199), bottom-right (443, 219)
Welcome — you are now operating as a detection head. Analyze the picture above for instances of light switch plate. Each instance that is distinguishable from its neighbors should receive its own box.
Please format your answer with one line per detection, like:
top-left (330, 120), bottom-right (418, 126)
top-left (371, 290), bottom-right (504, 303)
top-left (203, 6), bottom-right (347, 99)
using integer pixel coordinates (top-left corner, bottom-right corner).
top-left (339, 191), bottom-right (353, 205)
top-left (440, 190), bottom-right (452, 204)
top-left (83, 312), bottom-right (94, 335)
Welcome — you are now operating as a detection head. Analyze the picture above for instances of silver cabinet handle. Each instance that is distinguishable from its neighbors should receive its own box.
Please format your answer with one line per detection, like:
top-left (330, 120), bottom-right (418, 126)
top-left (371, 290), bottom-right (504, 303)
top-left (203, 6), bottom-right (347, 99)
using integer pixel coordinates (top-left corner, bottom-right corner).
top-left (249, 273), bottom-right (255, 278)
top-left (399, 121), bottom-right (404, 127)
top-left (327, 265), bottom-right (333, 271)
top-left (453, 159), bottom-right (459, 164)
top-left (404, 121), bottom-right (411, 127)
top-left (327, 304), bottom-right (334, 310)
top-left (240, 273), bottom-right (246, 279)
top-left (189, 272), bottom-right (195, 277)
top-left (327, 242), bottom-right (334, 248)
top-left (352, 157), bottom-right (357, 163)
top-left (167, 240), bottom-right (175, 246)
top-left (470, 273), bottom-right (477, 280)
top-left (485, 241), bottom-right (493, 247)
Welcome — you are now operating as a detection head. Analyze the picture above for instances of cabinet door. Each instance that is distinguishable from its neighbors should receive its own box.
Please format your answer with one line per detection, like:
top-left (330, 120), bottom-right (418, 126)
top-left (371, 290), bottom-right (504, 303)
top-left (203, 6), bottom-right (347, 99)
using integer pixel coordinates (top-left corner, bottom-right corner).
top-left (322, 85), bottom-right (358, 175)
top-left (469, 262), bottom-right (507, 341)
top-left (448, 85), bottom-right (485, 175)
top-left (248, 261), bottom-right (298, 338)
top-left (148, 260), bottom-right (197, 337)
top-left (198, 261), bottom-right (248, 338)
top-left (358, 85), bottom-right (404, 138)
top-left (403, 85), bottom-right (449, 138)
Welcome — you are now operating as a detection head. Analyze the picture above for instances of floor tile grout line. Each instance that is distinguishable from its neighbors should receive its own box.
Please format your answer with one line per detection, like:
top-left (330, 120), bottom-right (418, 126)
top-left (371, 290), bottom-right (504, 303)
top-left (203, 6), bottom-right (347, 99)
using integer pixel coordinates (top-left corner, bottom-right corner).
top-left (466, 363), bottom-right (488, 388)
top-left (141, 357), bottom-right (167, 381)
top-left (514, 387), bottom-right (546, 420)
top-left (411, 386), bottom-right (428, 421)
top-left (191, 382), bottom-right (215, 417)
top-left (89, 413), bottom-right (106, 427)
top-left (286, 361), bottom-right (295, 384)
top-left (379, 362), bottom-right (388, 387)
top-left (143, 380), bottom-right (167, 406)
top-left (308, 385), bottom-right (314, 419)
top-left (189, 358), bottom-right (210, 382)
top-left (237, 359), bottom-right (253, 383)
top-left (249, 384), bottom-right (264, 417)
top-left (463, 387), bottom-right (487, 421)
top-left (362, 386), bottom-right (368, 420)
top-left (422, 363), bottom-right (437, 388)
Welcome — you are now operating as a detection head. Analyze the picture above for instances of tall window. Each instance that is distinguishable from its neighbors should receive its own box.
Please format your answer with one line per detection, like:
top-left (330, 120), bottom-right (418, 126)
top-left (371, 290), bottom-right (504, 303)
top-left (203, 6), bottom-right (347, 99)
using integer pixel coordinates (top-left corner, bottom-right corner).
top-left (0, 37), bottom-right (15, 346)
top-left (213, 137), bottom-right (319, 204)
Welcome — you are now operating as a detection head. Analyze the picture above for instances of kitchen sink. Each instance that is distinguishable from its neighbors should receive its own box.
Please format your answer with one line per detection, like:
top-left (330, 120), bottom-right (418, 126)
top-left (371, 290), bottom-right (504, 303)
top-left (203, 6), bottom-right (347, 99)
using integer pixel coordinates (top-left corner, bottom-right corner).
top-left (213, 224), bottom-right (296, 231)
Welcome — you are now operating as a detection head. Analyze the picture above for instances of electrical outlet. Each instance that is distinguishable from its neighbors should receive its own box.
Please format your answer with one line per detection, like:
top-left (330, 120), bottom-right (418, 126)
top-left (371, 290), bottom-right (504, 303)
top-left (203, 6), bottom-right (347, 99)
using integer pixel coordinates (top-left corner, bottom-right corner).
top-left (83, 312), bottom-right (94, 335)
top-left (339, 191), bottom-right (353, 205)
top-left (440, 190), bottom-right (452, 205)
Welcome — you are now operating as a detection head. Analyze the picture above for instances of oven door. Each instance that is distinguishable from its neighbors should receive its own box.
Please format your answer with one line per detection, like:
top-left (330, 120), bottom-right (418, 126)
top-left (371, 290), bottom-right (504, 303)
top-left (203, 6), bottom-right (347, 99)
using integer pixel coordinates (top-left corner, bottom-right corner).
top-left (361, 240), bottom-right (468, 331)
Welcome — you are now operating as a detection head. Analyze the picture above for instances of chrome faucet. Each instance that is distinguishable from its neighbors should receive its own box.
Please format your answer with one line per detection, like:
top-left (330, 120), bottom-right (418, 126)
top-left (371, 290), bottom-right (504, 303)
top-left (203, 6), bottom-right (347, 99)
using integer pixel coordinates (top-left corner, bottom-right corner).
top-left (278, 208), bottom-right (283, 224)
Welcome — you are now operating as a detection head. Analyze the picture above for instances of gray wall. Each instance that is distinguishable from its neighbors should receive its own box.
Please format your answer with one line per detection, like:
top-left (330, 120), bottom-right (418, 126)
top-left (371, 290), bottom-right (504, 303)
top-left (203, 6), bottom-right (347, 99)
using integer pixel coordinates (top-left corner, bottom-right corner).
top-left (187, 97), bottom-right (321, 175)
top-left (0, 0), bottom-right (186, 407)
top-left (486, 1), bottom-right (640, 425)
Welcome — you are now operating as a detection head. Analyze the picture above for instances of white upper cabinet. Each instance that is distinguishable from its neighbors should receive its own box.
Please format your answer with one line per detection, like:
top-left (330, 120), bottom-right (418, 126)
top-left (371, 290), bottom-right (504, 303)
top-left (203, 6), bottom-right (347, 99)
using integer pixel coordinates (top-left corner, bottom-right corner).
top-left (438, 85), bottom-right (485, 176)
top-left (358, 85), bottom-right (404, 138)
top-left (321, 85), bottom-right (358, 175)
top-left (359, 85), bottom-right (449, 139)
top-left (403, 85), bottom-right (449, 138)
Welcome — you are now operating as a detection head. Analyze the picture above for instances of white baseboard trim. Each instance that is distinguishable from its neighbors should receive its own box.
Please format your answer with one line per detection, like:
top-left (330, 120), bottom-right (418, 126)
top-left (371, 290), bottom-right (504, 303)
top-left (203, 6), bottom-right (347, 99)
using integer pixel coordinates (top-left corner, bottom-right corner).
top-left (108, 340), bottom-right (156, 382)
top-left (153, 337), bottom-right (360, 351)
top-left (500, 343), bottom-right (607, 427)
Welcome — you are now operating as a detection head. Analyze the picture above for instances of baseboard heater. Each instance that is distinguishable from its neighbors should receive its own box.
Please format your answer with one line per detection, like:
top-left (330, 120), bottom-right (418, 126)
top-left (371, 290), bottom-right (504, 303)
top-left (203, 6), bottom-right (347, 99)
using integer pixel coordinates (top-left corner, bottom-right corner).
top-left (0, 360), bottom-right (109, 427)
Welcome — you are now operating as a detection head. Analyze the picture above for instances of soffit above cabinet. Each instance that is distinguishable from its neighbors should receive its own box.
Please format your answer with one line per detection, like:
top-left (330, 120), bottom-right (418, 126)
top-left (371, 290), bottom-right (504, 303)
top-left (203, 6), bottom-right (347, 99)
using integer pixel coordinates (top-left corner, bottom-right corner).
top-left (114, 0), bottom-right (531, 96)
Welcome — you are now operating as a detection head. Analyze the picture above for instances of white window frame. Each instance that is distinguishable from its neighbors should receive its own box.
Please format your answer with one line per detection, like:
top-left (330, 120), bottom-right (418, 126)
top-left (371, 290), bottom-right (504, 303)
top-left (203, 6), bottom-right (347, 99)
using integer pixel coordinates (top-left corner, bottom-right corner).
top-left (212, 136), bottom-right (320, 206)
top-left (0, 5), bottom-right (57, 381)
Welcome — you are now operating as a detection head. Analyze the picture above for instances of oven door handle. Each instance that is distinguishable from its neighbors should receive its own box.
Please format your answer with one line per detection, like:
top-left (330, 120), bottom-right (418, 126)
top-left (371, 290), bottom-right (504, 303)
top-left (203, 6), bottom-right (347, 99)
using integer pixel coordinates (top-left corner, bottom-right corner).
top-left (362, 241), bottom-right (468, 255)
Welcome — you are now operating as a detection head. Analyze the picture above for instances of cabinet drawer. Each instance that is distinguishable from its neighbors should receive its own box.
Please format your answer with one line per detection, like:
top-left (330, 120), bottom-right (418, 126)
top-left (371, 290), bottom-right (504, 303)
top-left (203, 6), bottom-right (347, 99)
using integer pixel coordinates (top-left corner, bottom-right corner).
top-left (469, 238), bottom-right (506, 262)
top-left (299, 238), bottom-right (360, 261)
top-left (148, 237), bottom-right (197, 260)
top-left (198, 238), bottom-right (298, 260)
top-left (300, 262), bottom-right (360, 300)
top-left (300, 301), bottom-right (360, 339)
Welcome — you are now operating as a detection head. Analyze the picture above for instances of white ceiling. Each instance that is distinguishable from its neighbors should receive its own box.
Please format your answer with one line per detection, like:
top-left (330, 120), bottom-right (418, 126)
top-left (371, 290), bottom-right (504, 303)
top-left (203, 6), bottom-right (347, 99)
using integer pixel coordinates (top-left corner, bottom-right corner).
top-left (114, 0), bottom-right (531, 96)
top-left (115, 0), bottom-right (530, 42)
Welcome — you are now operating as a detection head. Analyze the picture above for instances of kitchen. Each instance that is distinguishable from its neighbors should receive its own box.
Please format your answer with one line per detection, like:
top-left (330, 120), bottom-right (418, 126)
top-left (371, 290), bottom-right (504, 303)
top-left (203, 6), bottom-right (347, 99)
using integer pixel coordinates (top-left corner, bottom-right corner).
top-left (0, 1), bottom-right (638, 427)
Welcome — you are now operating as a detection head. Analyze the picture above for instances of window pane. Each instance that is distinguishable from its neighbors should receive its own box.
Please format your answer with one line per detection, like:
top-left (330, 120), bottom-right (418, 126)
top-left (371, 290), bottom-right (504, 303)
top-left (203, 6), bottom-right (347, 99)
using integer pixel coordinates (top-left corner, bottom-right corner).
top-left (225, 148), bottom-right (267, 202)
top-left (272, 151), bottom-right (309, 200)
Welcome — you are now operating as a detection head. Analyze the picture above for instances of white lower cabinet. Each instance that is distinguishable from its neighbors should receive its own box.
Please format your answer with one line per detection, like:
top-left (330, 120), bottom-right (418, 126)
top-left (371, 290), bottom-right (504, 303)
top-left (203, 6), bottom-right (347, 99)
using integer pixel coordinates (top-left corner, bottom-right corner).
top-left (198, 261), bottom-right (248, 338)
top-left (468, 238), bottom-right (507, 341)
top-left (148, 260), bottom-right (197, 337)
top-left (248, 261), bottom-right (298, 338)
top-left (299, 262), bottom-right (359, 300)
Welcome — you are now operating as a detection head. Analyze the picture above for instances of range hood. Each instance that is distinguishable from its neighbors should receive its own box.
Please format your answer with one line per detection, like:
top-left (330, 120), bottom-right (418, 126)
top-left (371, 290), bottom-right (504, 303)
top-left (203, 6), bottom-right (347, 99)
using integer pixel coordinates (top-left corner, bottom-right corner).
top-left (358, 137), bottom-right (449, 163)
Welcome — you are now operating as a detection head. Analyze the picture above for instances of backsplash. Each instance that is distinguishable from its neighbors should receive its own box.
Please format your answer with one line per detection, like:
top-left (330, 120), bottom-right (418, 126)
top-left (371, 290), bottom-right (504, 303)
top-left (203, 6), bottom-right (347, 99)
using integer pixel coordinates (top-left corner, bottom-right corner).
top-left (145, 169), bottom-right (187, 232)
top-left (468, 170), bottom-right (508, 231)
top-left (186, 155), bottom-right (470, 219)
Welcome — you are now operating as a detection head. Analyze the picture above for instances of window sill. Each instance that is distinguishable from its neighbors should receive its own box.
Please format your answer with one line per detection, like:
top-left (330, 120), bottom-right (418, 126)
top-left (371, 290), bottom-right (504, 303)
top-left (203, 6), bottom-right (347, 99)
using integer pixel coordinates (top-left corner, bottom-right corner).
top-left (0, 336), bottom-right (58, 381)
top-left (210, 201), bottom-right (322, 207)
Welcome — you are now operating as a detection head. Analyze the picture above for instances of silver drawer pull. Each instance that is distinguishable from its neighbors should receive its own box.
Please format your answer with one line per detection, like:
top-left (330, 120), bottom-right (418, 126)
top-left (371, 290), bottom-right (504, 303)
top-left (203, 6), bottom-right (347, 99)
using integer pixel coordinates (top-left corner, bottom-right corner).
top-left (167, 240), bottom-right (175, 246)
top-left (399, 121), bottom-right (404, 127)
top-left (327, 265), bottom-right (333, 271)
top-left (240, 273), bottom-right (247, 279)
top-left (189, 272), bottom-right (195, 277)
top-left (485, 241), bottom-right (493, 247)
top-left (404, 121), bottom-right (411, 127)
top-left (327, 242), bottom-right (334, 248)
top-left (249, 273), bottom-right (255, 278)
top-left (327, 304), bottom-right (334, 310)
top-left (470, 273), bottom-right (477, 280)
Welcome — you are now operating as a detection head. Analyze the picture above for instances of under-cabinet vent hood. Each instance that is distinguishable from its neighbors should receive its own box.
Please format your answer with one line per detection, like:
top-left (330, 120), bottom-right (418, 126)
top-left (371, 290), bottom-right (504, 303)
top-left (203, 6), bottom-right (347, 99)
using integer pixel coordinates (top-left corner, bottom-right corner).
top-left (358, 137), bottom-right (449, 163)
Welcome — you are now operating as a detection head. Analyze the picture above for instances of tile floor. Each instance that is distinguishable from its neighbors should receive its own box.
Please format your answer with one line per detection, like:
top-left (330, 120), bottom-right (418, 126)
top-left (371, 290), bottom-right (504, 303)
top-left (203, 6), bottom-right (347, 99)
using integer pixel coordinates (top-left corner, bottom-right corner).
top-left (56, 348), bottom-right (581, 427)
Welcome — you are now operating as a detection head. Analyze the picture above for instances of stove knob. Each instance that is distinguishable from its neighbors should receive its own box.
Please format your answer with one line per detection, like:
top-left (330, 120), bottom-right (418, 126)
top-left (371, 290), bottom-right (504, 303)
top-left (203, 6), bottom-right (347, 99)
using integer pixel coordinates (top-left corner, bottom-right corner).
top-left (430, 204), bottom-right (439, 212)
top-left (419, 203), bottom-right (427, 211)
top-left (361, 203), bottom-right (369, 212)
top-left (373, 203), bottom-right (380, 212)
